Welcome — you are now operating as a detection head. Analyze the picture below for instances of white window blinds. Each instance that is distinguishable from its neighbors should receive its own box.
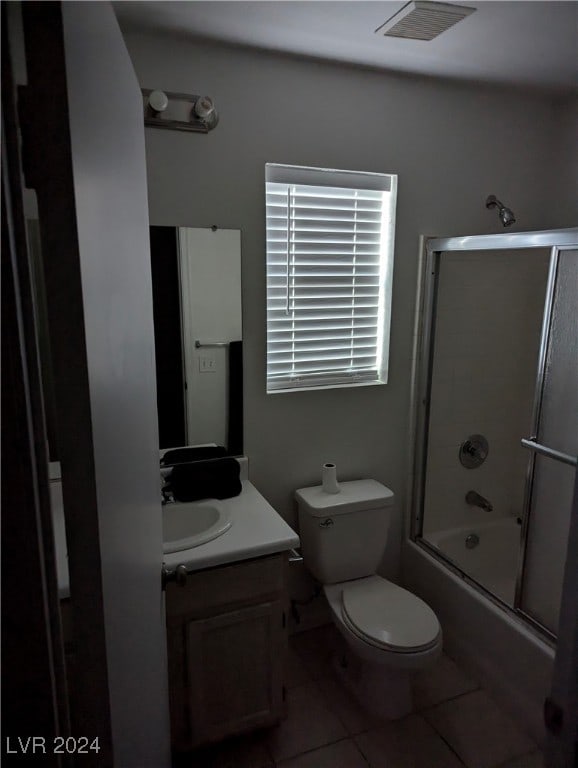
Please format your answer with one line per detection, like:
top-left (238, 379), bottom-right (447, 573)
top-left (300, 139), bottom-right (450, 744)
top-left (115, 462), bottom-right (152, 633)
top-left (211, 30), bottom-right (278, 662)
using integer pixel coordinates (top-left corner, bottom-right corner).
top-left (265, 164), bottom-right (397, 393)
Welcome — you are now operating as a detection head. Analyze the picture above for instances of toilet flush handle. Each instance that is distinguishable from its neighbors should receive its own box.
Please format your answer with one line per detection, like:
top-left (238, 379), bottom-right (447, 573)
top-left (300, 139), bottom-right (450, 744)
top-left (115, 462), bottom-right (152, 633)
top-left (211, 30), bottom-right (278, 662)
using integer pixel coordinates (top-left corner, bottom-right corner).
top-left (320, 518), bottom-right (334, 528)
top-left (175, 564), bottom-right (188, 586)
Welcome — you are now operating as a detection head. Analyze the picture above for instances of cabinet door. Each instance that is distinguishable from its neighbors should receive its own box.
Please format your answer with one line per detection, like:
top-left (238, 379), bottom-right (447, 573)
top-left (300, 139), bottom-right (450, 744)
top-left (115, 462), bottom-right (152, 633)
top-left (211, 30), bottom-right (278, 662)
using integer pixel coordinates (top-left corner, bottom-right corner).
top-left (186, 600), bottom-right (285, 746)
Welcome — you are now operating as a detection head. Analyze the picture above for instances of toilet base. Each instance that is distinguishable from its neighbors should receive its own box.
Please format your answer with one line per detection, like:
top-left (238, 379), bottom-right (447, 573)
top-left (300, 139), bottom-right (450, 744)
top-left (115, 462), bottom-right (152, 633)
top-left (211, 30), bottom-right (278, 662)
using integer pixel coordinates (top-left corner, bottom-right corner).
top-left (332, 645), bottom-right (413, 720)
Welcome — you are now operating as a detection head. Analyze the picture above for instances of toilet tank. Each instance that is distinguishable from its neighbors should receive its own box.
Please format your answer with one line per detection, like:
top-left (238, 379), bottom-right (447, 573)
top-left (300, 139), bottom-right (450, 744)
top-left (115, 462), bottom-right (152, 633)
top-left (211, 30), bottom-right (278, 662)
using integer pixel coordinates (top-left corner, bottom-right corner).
top-left (295, 480), bottom-right (394, 584)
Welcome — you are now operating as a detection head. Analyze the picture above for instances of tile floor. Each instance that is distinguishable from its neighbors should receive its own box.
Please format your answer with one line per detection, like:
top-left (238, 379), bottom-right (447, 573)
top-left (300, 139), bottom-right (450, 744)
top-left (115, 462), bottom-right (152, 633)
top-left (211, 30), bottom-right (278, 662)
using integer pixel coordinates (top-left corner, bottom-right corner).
top-left (178, 624), bottom-right (543, 768)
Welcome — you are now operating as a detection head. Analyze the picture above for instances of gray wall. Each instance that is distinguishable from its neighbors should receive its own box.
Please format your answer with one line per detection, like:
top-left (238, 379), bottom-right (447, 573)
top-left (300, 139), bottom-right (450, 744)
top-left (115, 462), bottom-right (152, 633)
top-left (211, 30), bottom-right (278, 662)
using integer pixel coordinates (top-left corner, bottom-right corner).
top-left (553, 98), bottom-right (578, 226)
top-left (122, 29), bottom-right (576, 579)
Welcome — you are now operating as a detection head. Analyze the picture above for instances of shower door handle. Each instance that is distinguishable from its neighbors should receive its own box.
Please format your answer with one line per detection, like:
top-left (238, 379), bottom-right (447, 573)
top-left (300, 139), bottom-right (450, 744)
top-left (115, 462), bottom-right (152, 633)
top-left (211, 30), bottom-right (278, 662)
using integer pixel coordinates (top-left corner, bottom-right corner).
top-left (521, 438), bottom-right (577, 468)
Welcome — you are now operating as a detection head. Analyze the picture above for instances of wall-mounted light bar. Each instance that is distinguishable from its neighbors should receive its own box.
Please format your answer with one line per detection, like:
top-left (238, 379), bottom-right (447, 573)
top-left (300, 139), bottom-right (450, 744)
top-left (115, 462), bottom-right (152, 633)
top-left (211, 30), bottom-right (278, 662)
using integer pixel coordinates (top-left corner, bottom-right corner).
top-left (142, 89), bottom-right (219, 133)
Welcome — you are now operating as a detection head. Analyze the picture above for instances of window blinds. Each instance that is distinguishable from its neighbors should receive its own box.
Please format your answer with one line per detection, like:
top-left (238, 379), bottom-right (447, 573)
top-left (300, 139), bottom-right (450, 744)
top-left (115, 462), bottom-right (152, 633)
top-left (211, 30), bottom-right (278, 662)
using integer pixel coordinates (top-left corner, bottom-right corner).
top-left (266, 164), bottom-right (397, 392)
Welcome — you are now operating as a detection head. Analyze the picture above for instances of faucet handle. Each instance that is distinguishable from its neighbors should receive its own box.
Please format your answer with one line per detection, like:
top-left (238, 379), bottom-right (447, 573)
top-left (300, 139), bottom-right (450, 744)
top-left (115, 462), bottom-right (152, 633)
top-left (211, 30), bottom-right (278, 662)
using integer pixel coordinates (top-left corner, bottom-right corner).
top-left (459, 434), bottom-right (489, 468)
top-left (465, 441), bottom-right (487, 462)
top-left (175, 564), bottom-right (188, 586)
top-left (161, 485), bottom-right (174, 505)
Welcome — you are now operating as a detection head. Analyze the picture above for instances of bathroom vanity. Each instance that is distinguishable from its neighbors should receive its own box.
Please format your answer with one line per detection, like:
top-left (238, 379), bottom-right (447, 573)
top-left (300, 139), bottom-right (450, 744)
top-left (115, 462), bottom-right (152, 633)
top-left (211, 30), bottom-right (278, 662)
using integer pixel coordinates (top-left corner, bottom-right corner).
top-left (162, 460), bottom-right (299, 750)
top-left (166, 551), bottom-right (289, 749)
top-left (51, 455), bottom-right (298, 752)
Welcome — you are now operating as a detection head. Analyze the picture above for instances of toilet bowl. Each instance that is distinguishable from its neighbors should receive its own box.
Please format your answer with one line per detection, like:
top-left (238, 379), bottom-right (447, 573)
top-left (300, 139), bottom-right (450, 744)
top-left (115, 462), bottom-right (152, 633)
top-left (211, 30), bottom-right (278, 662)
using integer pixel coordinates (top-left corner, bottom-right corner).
top-left (323, 575), bottom-right (442, 719)
top-left (325, 575), bottom-right (442, 669)
top-left (295, 479), bottom-right (442, 719)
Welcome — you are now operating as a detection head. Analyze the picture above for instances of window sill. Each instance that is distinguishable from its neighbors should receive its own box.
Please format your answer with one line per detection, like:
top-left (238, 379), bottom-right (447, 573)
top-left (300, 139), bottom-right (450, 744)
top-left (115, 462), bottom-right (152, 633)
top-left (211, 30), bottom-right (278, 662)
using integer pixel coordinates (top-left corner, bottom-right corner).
top-left (266, 377), bottom-right (387, 394)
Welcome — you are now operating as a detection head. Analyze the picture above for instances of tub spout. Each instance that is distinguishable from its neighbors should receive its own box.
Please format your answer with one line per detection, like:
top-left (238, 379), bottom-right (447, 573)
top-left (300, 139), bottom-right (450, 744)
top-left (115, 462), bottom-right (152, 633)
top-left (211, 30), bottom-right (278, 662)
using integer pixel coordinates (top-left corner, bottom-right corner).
top-left (466, 490), bottom-right (493, 512)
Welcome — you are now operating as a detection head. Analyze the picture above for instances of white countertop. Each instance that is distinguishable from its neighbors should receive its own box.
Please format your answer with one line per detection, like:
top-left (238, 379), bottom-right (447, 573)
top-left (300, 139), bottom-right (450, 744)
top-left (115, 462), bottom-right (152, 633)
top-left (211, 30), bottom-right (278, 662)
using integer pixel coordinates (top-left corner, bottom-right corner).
top-left (52, 458), bottom-right (299, 598)
top-left (162, 479), bottom-right (300, 573)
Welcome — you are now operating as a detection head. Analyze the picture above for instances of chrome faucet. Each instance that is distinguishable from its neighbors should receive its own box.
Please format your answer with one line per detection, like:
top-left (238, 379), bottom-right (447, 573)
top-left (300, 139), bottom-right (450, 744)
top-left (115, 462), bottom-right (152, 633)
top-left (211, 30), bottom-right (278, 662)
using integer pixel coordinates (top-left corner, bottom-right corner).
top-left (161, 484), bottom-right (175, 505)
top-left (466, 490), bottom-right (493, 512)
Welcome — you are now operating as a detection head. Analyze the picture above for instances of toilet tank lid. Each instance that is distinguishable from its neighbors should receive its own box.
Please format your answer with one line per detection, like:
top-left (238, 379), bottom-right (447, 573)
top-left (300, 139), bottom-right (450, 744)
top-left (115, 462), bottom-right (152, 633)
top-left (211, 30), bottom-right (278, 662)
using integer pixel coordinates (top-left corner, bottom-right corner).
top-left (295, 479), bottom-right (394, 517)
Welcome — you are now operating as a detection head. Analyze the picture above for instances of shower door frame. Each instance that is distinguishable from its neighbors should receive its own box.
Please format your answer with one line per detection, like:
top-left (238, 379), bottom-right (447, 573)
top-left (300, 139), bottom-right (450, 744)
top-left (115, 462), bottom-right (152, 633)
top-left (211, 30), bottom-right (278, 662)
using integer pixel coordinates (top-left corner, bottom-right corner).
top-left (409, 227), bottom-right (578, 642)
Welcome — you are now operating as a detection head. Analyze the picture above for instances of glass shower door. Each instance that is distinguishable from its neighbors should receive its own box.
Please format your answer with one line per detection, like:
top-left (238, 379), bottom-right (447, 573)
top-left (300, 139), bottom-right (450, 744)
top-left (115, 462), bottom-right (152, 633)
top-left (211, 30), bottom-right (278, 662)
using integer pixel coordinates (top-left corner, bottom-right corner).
top-left (517, 249), bottom-right (578, 637)
top-left (420, 247), bottom-right (550, 607)
top-left (413, 232), bottom-right (578, 641)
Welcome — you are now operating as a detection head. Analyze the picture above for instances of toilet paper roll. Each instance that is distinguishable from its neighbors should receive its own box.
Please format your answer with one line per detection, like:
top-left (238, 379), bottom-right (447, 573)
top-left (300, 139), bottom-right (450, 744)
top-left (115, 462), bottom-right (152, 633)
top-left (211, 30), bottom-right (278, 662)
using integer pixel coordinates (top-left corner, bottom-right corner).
top-left (322, 463), bottom-right (340, 494)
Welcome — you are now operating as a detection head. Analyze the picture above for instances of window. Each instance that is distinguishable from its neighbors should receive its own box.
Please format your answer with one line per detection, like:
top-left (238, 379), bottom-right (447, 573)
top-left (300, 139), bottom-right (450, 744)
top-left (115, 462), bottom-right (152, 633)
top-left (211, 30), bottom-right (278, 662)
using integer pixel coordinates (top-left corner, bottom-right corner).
top-left (265, 164), bottom-right (397, 393)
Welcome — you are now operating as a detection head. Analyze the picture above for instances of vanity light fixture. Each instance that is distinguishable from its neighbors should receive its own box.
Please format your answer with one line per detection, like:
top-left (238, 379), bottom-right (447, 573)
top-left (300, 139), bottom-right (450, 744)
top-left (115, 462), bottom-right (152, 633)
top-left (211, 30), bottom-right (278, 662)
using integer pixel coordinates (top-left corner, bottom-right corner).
top-left (142, 88), bottom-right (219, 133)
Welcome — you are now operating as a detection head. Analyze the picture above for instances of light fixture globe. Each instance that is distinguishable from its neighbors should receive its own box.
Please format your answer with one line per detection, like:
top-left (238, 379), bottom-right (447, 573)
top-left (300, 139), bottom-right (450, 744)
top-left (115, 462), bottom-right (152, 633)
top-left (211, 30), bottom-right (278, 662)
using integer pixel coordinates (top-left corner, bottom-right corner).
top-left (193, 95), bottom-right (214, 120)
top-left (148, 90), bottom-right (169, 113)
top-left (192, 96), bottom-right (218, 129)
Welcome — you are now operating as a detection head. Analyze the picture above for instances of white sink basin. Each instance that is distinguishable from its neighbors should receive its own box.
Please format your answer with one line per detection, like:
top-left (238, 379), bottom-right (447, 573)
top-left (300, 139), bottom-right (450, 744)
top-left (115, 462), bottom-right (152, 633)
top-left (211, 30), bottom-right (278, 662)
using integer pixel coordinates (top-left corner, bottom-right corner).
top-left (162, 499), bottom-right (232, 554)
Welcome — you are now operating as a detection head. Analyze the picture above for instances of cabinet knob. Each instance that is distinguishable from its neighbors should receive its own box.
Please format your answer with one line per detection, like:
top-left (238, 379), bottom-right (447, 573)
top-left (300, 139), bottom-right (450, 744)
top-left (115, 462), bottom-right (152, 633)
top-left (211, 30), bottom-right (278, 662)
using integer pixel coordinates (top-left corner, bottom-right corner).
top-left (176, 564), bottom-right (188, 586)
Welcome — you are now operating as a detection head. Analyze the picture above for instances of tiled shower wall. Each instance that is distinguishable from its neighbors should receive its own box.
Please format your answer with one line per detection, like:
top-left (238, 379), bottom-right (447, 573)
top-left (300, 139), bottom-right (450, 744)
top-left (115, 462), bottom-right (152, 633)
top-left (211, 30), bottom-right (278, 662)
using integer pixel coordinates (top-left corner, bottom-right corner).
top-left (423, 248), bottom-right (550, 536)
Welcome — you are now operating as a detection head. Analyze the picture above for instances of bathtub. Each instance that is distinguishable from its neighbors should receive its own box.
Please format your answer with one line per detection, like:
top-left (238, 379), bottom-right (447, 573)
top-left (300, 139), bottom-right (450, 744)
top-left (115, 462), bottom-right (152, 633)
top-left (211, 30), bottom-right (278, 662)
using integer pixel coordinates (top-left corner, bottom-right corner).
top-left (402, 534), bottom-right (554, 745)
top-left (425, 516), bottom-right (521, 605)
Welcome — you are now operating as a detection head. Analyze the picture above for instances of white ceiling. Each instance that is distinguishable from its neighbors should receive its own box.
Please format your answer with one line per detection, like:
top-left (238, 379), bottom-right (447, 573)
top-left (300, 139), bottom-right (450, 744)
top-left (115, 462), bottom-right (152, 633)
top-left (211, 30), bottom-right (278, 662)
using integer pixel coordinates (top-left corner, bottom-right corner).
top-left (115, 1), bottom-right (578, 94)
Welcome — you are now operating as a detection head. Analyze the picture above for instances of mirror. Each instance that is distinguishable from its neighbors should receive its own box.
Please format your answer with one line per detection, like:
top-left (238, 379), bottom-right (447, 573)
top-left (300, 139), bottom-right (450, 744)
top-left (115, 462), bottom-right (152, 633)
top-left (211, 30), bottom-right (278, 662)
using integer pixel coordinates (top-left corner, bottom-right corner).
top-left (26, 219), bottom-right (242, 460)
top-left (150, 226), bottom-right (243, 454)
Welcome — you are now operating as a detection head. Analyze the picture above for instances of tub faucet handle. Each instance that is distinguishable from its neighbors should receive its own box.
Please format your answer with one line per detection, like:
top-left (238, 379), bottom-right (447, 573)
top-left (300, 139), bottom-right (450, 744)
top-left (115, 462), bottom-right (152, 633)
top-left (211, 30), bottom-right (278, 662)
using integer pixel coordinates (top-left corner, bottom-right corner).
top-left (464, 441), bottom-right (485, 459)
top-left (459, 435), bottom-right (489, 468)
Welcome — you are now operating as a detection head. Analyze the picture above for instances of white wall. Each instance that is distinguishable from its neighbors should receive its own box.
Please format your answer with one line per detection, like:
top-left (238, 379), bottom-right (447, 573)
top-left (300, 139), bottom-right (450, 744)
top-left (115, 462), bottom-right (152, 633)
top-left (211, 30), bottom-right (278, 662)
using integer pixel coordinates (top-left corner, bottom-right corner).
top-left (122, 29), bottom-right (575, 581)
top-left (423, 248), bottom-right (550, 536)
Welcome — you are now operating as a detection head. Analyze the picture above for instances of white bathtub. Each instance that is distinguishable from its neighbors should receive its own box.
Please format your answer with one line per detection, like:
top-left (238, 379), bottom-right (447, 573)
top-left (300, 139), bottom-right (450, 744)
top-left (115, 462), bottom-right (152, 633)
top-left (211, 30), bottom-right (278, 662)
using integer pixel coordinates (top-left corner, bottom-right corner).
top-left (402, 536), bottom-right (554, 745)
top-left (426, 516), bottom-right (521, 604)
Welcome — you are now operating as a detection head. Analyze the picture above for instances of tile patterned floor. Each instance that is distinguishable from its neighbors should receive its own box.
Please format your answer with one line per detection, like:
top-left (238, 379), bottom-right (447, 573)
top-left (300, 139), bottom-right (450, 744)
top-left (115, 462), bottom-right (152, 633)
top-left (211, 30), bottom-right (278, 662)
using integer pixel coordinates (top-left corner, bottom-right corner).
top-left (177, 624), bottom-right (543, 768)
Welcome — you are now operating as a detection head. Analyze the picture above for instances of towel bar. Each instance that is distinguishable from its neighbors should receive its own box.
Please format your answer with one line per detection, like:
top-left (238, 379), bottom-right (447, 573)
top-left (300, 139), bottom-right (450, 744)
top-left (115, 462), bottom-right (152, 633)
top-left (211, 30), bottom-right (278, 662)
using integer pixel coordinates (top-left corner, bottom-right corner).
top-left (521, 438), bottom-right (577, 468)
top-left (195, 340), bottom-right (230, 348)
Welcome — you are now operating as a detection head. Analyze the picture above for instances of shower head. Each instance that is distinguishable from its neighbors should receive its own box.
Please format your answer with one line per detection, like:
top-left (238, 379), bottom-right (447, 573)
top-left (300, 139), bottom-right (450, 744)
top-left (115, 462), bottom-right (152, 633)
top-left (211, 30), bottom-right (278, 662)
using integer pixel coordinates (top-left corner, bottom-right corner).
top-left (486, 195), bottom-right (516, 227)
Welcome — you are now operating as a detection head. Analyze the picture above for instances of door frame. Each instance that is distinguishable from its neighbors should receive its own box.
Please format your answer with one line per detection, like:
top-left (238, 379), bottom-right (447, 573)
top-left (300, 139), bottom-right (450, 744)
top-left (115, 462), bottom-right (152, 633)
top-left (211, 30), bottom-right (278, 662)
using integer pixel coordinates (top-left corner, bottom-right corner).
top-left (1, 7), bottom-right (71, 760)
top-left (8, 3), bottom-right (172, 765)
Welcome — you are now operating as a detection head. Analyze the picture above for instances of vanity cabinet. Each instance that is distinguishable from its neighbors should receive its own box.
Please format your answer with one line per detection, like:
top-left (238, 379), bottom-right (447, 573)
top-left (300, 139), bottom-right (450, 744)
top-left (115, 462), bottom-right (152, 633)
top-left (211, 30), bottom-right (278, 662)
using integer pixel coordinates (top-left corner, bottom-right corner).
top-left (165, 552), bottom-right (289, 750)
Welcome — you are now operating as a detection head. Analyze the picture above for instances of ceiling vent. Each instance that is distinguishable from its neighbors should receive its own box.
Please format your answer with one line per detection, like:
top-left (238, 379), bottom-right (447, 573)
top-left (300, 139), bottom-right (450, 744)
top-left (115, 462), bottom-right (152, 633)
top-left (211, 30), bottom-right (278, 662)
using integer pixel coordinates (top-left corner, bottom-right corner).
top-left (375, 1), bottom-right (476, 41)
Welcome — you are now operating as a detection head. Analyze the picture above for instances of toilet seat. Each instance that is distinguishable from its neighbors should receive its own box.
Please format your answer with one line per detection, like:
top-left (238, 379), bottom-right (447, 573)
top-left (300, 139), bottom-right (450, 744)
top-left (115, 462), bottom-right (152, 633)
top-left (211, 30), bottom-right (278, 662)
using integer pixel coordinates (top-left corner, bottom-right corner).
top-left (340, 576), bottom-right (441, 654)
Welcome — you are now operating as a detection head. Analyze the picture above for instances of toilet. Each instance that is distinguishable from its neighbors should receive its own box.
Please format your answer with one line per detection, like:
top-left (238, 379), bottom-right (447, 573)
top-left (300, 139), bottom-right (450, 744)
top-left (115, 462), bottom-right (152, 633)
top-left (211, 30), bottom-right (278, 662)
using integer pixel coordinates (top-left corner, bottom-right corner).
top-left (295, 479), bottom-right (442, 719)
